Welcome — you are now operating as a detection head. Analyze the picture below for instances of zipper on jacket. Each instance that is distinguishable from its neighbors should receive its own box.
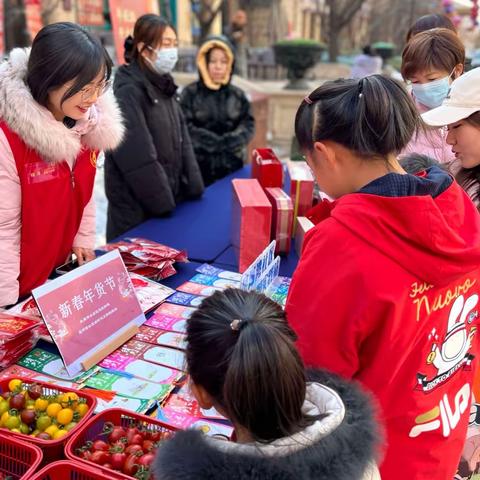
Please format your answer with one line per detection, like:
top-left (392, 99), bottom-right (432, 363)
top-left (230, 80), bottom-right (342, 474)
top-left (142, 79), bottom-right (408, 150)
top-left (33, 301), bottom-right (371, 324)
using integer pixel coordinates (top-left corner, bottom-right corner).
top-left (70, 170), bottom-right (75, 189)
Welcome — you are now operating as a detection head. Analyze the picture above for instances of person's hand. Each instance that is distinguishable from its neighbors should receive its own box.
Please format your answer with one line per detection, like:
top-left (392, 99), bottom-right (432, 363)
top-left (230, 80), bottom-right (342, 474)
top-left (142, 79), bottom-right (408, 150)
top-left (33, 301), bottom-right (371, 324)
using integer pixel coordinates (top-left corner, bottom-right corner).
top-left (72, 247), bottom-right (96, 266)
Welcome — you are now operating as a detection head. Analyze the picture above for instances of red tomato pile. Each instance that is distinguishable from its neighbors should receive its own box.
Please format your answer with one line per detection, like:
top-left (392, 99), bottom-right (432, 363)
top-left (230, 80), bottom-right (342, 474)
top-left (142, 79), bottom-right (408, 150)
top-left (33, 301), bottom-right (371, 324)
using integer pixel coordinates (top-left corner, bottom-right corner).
top-left (76, 422), bottom-right (173, 479)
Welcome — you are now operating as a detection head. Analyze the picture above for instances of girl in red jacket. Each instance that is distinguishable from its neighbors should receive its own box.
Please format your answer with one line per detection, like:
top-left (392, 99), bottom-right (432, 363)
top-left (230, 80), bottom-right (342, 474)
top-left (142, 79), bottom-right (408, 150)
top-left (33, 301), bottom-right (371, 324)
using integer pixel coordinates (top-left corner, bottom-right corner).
top-left (286, 75), bottom-right (480, 480)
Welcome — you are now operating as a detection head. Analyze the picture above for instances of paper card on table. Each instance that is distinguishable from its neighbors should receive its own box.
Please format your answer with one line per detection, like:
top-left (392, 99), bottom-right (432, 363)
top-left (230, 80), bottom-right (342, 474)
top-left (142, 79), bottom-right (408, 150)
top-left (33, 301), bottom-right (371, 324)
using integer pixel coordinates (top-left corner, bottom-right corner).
top-left (157, 408), bottom-right (234, 439)
top-left (32, 250), bottom-right (146, 377)
top-left (84, 371), bottom-right (172, 401)
top-left (196, 264), bottom-right (242, 282)
top-left (129, 273), bottom-right (174, 313)
top-left (99, 352), bottom-right (182, 384)
top-left (189, 274), bottom-right (239, 289)
top-left (164, 382), bottom-right (225, 421)
top-left (0, 365), bottom-right (80, 390)
top-left (119, 340), bottom-right (186, 371)
top-left (154, 303), bottom-right (195, 319)
top-left (91, 395), bottom-right (152, 415)
top-left (18, 348), bottom-right (98, 382)
top-left (145, 314), bottom-right (187, 334)
top-left (167, 291), bottom-right (204, 308)
top-left (265, 276), bottom-right (291, 307)
top-left (135, 326), bottom-right (186, 350)
top-left (176, 281), bottom-right (221, 297)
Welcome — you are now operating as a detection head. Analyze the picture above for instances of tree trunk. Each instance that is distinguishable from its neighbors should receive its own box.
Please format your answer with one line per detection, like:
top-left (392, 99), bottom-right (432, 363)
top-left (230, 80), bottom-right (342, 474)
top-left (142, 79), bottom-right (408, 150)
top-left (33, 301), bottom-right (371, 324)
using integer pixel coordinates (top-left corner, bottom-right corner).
top-left (328, 2), bottom-right (339, 62)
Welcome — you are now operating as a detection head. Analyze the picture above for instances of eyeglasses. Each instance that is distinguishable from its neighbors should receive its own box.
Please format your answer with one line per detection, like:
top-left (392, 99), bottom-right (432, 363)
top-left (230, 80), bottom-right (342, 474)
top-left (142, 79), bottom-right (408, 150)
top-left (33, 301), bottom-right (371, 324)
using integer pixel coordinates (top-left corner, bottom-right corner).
top-left (78, 81), bottom-right (111, 102)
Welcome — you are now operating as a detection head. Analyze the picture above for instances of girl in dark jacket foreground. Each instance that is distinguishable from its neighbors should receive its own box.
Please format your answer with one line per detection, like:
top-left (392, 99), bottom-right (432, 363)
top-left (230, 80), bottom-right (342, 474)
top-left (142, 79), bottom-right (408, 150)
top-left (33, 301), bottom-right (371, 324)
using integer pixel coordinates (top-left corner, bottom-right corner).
top-left (180, 36), bottom-right (254, 186)
top-left (153, 289), bottom-right (380, 480)
top-left (105, 15), bottom-right (204, 240)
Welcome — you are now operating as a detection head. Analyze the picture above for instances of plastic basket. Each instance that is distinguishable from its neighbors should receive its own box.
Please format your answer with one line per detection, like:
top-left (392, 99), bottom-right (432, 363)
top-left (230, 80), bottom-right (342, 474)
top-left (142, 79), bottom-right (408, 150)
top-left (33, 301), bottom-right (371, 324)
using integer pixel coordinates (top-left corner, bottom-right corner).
top-left (0, 377), bottom-right (96, 463)
top-left (28, 460), bottom-right (114, 480)
top-left (0, 432), bottom-right (42, 479)
top-left (66, 408), bottom-right (178, 479)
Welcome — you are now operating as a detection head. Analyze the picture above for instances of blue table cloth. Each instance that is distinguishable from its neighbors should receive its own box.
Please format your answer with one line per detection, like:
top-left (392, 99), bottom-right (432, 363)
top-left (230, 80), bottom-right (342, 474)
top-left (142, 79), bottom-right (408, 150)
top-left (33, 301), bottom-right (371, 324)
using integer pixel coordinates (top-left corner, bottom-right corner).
top-left (121, 167), bottom-right (251, 262)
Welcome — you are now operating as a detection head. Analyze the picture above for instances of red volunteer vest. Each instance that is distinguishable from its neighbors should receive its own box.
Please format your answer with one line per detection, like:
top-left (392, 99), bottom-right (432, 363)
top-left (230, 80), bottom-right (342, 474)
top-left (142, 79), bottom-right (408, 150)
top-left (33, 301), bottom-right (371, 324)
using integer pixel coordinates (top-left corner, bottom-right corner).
top-left (0, 122), bottom-right (96, 298)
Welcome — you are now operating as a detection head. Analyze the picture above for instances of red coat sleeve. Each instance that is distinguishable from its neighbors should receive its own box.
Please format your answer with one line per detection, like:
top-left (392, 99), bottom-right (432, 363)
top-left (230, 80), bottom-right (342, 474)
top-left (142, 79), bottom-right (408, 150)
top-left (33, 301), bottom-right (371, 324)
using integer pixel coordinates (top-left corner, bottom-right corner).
top-left (286, 221), bottom-right (369, 379)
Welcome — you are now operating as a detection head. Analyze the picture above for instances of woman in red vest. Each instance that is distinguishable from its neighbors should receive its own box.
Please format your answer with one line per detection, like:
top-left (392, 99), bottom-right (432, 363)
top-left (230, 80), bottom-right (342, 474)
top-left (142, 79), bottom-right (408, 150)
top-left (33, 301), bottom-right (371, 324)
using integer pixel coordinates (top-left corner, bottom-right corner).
top-left (0, 23), bottom-right (124, 307)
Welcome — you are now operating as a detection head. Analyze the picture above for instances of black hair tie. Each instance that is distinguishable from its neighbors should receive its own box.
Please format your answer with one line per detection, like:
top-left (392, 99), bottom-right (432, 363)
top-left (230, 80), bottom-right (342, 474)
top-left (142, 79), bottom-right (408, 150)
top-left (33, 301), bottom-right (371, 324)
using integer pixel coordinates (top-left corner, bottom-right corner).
top-left (358, 78), bottom-right (365, 98)
top-left (124, 35), bottom-right (134, 53)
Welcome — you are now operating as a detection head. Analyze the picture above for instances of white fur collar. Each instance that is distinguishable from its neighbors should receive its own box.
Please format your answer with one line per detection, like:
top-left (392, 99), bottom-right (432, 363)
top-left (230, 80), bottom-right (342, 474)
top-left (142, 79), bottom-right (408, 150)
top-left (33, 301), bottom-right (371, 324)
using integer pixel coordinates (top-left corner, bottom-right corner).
top-left (208, 382), bottom-right (346, 456)
top-left (0, 48), bottom-right (124, 164)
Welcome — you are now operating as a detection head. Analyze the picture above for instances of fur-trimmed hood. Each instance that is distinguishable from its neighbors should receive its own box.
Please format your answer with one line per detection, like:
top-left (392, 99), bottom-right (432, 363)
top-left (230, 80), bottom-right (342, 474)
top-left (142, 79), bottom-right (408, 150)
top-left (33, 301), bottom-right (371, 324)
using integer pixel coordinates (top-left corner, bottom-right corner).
top-left (0, 48), bottom-right (124, 164)
top-left (153, 370), bottom-right (381, 479)
top-left (197, 36), bottom-right (235, 91)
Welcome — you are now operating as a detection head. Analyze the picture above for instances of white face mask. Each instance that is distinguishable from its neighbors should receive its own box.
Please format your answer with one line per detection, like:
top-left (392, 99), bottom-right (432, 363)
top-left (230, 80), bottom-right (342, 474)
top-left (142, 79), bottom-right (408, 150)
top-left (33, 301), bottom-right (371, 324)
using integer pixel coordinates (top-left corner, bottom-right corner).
top-left (147, 47), bottom-right (178, 74)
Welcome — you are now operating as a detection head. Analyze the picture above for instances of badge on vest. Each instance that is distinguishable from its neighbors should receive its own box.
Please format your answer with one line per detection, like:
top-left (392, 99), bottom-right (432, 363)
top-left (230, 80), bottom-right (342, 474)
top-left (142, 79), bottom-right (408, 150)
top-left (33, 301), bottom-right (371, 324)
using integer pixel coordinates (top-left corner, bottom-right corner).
top-left (90, 151), bottom-right (97, 168)
top-left (24, 162), bottom-right (60, 184)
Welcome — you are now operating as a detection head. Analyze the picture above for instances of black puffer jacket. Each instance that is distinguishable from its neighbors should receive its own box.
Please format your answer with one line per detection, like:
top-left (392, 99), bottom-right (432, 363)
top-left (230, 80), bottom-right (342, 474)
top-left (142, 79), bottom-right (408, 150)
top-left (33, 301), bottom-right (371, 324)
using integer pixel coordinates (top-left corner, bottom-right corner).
top-left (152, 370), bottom-right (381, 480)
top-left (105, 60), bottom-right (204, 240)
top-left (180, 37), bottom-right (255, 186)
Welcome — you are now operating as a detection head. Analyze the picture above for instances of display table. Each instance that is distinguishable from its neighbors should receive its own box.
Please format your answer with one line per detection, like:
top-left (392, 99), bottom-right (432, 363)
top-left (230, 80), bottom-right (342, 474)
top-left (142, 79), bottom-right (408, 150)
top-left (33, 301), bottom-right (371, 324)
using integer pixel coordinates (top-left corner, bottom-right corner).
top-left (122, 166), bottom-right (300, 277)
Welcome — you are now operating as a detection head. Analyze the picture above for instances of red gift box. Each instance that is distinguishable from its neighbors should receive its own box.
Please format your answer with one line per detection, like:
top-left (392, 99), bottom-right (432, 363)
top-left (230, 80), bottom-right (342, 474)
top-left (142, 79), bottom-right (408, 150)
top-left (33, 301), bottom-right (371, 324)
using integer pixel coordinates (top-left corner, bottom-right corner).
top-left (251, 148), bottom-right (284, 189)
top-left (286, 161), bottom-right (314, 234)
top-left (232, 179), bottom-right (272, 273)
top-left (265, 188), bottom-right (294, 255)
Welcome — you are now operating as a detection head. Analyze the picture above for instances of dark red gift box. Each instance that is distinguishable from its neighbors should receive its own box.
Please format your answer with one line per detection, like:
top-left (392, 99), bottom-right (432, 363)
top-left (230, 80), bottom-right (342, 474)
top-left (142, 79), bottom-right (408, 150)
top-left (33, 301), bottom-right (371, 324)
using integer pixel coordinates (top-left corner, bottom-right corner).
top-left (251, 148), bottom-right (284, 189)
top-left (265, 187), bottom-right (294, 255)
top-left (232, 179), bottom-right (272, 273)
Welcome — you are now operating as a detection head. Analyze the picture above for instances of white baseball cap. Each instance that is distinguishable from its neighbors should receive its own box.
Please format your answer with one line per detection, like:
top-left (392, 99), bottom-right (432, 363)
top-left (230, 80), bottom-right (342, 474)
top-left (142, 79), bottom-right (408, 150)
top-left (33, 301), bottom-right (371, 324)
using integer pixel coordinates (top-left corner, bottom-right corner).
top-left (422, 67), bottom-right (480, 127)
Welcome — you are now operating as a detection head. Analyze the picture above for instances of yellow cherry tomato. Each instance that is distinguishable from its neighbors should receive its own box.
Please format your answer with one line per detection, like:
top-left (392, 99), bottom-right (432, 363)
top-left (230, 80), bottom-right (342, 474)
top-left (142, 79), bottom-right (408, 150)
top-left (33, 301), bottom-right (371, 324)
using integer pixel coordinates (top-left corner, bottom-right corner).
top-left (1, 411), bottom-right (10, 425)
top-left (35, 398), bottom-right (49, 412)
top-left (56, 408), bottom-right (73, 426)
top-left (53, 429), bottom-right (68, 439)
top-left (75, 403), bottom-right (89, 418)
top-left (44, 425), bottom-right (59, 437)
top-left (46, 403), bottom-right (62, 418)
top-left (60, 392), bottom-right (79, 408)
top-left (8, 379), bottom-right (22, 392)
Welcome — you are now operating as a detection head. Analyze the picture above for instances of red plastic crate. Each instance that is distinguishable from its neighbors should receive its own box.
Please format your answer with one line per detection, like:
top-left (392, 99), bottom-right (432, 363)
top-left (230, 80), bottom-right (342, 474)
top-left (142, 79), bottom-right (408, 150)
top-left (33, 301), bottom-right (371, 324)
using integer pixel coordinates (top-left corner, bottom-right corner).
top-left (0, 432), bottom-right (42, 479)
top-left (28, 460), bottom-right (113, 480)
top-left (66, 408), bottom-right (178, 479)
top-left (0, 377), bottom-right (96, 463)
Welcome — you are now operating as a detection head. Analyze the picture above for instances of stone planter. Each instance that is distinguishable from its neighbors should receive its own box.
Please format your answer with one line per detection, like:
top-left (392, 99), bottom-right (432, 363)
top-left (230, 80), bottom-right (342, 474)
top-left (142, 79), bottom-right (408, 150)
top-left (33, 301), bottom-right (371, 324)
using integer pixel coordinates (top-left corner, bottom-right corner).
top-left (273, 40), bottom-right (326, 90)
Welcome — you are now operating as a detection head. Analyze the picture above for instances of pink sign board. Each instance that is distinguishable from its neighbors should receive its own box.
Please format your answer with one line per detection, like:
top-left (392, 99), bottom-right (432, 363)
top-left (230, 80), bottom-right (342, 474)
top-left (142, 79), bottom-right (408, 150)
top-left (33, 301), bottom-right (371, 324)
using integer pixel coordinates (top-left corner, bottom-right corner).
top-left (32, 250), bottom-right (145, 377)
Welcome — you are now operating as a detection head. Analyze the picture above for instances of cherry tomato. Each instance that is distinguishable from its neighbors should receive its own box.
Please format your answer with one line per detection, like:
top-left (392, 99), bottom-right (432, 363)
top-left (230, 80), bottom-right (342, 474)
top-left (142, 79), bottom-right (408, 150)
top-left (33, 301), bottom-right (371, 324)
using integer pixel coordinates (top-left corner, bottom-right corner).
top-left (125, 444), bottom-right (143, 456)
top-left (90, 450), bottom-right (110, 465)
top-left (5, 414), bottom-right (20, 430)
top-left (108, 426), bottom-right (126, 443)
top-left (123, 454), bottom-right (140, 476)
top-left (8, 379), bottom-right (22, 392)
top-left (92, 440), bottom-right (109, 452)
top-left (75, 402), bottom-right (89, 418)
top-left (27, 385), bottom-right (42, 400)
top-left (10, 394), bottom-right (26, 411)
top-left (110, 452), bottom-right (127, 470)
top-left (34, 398), bottom-right (49, 412)
top-left (36, 432), bottom-right (51, 440)
top-left (137, 452), bottom-right (155, 467)
top-left (56, 408), bottom-right (74, 425)
top-left (129, 433), bottom-right (143, 446)
top-left (20, 409), bottom-right (36, 425)
top-left (110, 440), bottom-right (126, 453)
top-left (126, 426), bottom-right (139, 443)
top-left (36, 415), bottom-right (51, 432)
top-left (46, 403), bottom-right (62, 418)
top-left (142, 440), bottom-right (155, 452)
top-left (150, 431), bottom-right (161, 442)
top-left (80, 450), bottom-right (93, 461)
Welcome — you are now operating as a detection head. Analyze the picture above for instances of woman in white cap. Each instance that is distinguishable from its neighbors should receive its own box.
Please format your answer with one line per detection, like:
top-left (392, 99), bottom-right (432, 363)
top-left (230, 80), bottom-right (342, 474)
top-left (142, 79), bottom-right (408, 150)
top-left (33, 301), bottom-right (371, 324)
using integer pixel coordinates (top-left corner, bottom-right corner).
top-left (423, 67), bottom-right (480, 479)
top-left (423, 67), bottom-right (480, 208)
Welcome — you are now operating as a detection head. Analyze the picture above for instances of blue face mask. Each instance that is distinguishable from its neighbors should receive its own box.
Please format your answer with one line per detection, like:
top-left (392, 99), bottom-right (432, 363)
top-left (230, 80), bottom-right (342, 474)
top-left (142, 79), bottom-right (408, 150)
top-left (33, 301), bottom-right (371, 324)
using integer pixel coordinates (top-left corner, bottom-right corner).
top-left (411, 73), bottom-right (453, 109)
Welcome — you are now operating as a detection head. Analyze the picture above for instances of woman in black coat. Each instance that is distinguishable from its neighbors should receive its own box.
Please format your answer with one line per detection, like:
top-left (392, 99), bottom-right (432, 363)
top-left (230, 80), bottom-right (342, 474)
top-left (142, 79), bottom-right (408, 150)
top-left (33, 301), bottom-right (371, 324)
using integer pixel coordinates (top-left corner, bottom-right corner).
top-left (180, 36), bottom-right (255, 186)
top-left (105, 15), bottom-right (204, 240)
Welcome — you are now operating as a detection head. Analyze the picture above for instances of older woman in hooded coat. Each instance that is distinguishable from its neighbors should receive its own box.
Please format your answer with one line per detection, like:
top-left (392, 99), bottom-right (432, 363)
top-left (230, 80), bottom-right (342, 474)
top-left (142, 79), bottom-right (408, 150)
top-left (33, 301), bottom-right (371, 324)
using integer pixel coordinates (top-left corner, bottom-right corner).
top-left (180, 36), bottom-right (255, 186)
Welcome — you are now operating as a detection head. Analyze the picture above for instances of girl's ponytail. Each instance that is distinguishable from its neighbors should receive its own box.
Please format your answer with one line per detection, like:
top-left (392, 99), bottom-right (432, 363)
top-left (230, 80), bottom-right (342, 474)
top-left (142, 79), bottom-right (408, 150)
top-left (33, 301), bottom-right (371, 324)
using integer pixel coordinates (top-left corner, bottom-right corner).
top-left (186, 289), bottom-right (314, 442)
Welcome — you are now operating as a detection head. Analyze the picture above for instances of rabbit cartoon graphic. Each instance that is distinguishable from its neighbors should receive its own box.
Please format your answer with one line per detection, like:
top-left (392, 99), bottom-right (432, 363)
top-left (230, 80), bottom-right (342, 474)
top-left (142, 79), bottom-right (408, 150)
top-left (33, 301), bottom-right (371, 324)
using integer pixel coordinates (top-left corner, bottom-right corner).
top-left (417, 294), bottom-right (478, 392)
